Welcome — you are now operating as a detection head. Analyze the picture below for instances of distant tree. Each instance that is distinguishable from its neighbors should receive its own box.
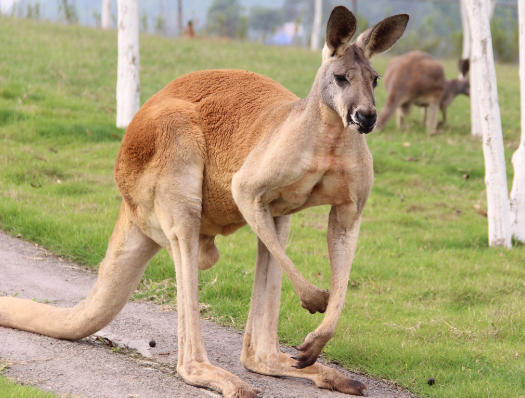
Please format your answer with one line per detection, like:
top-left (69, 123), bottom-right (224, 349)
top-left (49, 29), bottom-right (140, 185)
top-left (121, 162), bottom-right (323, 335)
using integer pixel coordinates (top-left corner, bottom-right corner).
top-left (310, 0), bottom-right (322, 50)
top-left (355, 12), bottom-right (369, 35)
top-left (249, 7), bottom-right (284, 41)
top-left (116, 0), bottom-right (140, 129)
top-left (58, 0), bottom-right (78, 24)
top-left (490, 10), bottom-right (519, 63)
top-left (26, 1), bottom-right (40, 19)
top-left (283, 0), bottom-right (310, 23)
top-left (155, 14), bottom-right (167, 35)
top-left (177, 0), bottom-right (183, 35)
top-left (206, 0), bottom-right (244, 39)
top-left (101, 0), bottom-right (111, 29)
top-left (283, 0), bottom-right (332, 46)
top-left (140, 12), bottom-right (148, 32)
top-left (154, 0), bottom-right (167, 35)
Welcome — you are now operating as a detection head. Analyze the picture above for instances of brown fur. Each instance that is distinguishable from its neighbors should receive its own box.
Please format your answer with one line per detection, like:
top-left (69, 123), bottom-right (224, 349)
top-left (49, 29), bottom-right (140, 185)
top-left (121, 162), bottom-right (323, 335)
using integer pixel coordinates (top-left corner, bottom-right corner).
top-left (0, 7), bottom-right (409, 398)
top-left (116, 70), bottom-right (297, 235)
top-left (377, 51), bottom-right (470, 134)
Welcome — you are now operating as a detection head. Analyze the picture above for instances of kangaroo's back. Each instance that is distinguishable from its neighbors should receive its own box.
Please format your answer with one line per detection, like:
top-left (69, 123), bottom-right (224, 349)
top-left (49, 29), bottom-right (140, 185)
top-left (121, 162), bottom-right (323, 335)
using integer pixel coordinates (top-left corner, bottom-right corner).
top-left (384, 51), bottom-right (445, 100)
top-left (378, 51), bottom-right (447, 132)
top-left (115, 70), bottom-right (299, 233)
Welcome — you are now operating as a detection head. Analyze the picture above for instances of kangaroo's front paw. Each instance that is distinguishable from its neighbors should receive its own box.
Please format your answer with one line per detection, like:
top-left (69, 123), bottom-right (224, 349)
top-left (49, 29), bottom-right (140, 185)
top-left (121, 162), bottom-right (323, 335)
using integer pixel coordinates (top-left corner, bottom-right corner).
top-left (300, 288), bottom-right (330, 314)
top-left (291, 332), bottom-right (328, 369)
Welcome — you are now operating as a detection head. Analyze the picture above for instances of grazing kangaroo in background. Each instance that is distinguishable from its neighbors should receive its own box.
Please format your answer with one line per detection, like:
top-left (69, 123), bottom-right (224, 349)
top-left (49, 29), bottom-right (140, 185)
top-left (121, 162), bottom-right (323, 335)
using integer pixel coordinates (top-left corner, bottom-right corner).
top-left (0, 7), bottom-right (408, 398)
top-left (377, 51), bottom-right (470, 134)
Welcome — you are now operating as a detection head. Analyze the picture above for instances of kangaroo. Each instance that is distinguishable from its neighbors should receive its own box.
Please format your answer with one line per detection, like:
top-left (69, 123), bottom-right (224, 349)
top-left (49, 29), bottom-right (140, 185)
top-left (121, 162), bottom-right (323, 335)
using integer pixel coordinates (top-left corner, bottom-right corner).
top-left (377, 51), bottom-right (470, 134)
top-left (0, 7), bottom-right (408, 398)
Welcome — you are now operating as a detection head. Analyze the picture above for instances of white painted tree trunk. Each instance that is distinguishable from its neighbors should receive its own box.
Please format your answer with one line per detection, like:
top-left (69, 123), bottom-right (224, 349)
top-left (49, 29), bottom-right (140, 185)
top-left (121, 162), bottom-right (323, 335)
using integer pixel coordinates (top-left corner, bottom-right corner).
top-left (510, 0), bottom-right (525, 243)
top-left (310, 0), bottom-right (322, 51)
top-left (466, 0), bottom-right (512, 248)
top-left (468, 0), bottom-right (496, 138)
top-left (177, 0), bottom-right (183, 36)
top-left (101, 0), bottom-right (111, 29)
top-left (487, 0), bottom-right (496, 20)
top-left (116, 0), bottom-right (140, 129)
top-left (460, 0), bottom-right (470, 60)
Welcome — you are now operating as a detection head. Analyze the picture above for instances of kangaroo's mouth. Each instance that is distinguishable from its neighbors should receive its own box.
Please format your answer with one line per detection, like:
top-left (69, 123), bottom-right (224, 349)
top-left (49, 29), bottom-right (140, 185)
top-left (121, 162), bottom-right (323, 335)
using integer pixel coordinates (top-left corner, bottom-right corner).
top-left (357, 124), bottom-right (376, 134)
top-left (348, 112), bottom-right (376, 134)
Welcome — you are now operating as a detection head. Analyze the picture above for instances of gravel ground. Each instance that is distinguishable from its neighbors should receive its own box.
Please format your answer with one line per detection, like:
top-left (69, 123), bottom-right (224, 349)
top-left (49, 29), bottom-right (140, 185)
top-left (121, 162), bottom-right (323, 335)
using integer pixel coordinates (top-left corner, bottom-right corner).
top-left (0, 231), bottom-right (418, 398)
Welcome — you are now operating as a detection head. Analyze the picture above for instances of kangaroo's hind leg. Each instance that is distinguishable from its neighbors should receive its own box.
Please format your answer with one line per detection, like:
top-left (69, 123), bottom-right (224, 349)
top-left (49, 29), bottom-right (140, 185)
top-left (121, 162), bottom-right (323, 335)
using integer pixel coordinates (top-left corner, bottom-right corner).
top-left (241, 215), bottom-right (368, 396)
top-left (377, 96), bottom-right (399, 130)
top-left (396, 103), bottom-right (411, 130)
top-left (426, 103), bottom-right (440, 134)
top-left (152, 159), bottom-right (258, 398)
top-left (0, 203), bottom-right (161, 340)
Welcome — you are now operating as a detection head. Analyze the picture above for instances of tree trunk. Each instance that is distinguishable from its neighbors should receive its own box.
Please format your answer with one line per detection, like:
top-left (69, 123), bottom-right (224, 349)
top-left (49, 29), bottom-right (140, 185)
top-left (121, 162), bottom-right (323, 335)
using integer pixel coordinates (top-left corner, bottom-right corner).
top-left (177, 0), bottom-right (182, 36)
top-left (460, 0), bottom-right (470, 60)
top-left (510, 0), bottom-right (525, 243)
top-left (487, 0), bottom-right (496, 20)
top-left (101, 0), bottom-right (111, 29)
top-left (310, 0), bottom-right (322, 51)
top-left (468, 0), bottom-right (496, 138)
top-left (116, 0), bottom-right (140, 129)
top-left (466, 0), bottom-right (512, 248)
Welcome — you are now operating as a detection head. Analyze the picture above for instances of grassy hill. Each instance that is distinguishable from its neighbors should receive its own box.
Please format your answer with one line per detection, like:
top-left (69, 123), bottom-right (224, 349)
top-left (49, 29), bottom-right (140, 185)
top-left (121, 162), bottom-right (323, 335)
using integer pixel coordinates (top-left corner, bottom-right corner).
top-left (0, 16), bottom-right (524, 398)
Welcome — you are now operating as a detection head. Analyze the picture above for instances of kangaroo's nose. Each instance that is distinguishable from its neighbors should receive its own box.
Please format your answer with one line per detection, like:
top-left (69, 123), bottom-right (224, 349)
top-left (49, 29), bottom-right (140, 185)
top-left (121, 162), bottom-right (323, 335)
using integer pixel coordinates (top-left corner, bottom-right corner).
top-left (355, 110), bottom-right (377, 133)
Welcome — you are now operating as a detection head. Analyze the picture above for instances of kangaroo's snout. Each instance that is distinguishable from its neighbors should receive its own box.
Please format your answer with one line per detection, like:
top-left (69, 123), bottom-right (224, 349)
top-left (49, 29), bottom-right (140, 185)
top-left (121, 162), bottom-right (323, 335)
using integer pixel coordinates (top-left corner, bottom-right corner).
top-left (354, 109), bottom-right (377, 134)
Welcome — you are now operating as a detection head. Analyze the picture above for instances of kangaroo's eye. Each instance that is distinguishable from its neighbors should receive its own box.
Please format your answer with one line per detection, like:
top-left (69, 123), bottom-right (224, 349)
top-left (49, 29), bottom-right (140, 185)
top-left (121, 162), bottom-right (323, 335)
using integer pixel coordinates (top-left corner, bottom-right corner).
top-left (334, 75), bottom-right (347, 83)
top-left (373, 76), bottom-right (379, 88)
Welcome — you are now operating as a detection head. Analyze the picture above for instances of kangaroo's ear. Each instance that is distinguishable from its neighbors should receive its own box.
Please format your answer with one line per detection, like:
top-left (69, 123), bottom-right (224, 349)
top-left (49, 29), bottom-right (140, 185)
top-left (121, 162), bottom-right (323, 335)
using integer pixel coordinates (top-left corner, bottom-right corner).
top-left (354, 14), bottom-right (409, 59)
top-left (458, 58), bottom-right (470, 77)
top-left (324, 6), bottom-right (357, 58)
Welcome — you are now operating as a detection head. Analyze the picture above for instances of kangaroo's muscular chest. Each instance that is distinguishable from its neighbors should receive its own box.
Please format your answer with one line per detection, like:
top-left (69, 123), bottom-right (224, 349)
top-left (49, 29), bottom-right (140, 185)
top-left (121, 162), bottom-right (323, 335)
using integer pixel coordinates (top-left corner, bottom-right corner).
top-left (200, 124), bottom-right (373, 237)
top-left (116, 70), bottom-right (373, 237)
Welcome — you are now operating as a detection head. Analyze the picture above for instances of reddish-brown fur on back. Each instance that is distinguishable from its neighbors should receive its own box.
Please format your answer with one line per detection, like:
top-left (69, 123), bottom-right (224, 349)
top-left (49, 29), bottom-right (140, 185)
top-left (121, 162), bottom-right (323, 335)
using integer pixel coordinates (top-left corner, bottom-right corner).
top-left (115, 70), bottom-right (298, 234)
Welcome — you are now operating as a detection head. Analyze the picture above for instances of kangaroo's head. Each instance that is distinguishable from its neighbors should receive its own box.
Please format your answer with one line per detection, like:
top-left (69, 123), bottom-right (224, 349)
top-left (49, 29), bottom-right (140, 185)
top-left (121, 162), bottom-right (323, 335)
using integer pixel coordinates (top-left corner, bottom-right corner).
top-left (318, 7), bottom-right (409, 134)
top-left (456, 58), bottom-right (470, 97)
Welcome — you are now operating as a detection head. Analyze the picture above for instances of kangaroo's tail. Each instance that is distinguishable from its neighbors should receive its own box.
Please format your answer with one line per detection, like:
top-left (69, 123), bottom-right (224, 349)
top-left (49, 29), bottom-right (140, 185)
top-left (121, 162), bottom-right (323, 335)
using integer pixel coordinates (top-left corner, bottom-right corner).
top-left (0, 204), bottom-right (160, 340)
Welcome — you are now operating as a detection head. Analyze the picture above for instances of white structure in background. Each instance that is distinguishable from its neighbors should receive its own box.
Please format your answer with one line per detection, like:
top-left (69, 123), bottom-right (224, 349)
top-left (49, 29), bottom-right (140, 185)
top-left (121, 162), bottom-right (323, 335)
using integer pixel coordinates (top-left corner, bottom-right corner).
top-left (265, 22), bottom-right (304, 46)
top-left (1, 0), bottom-right (18, 14)
top-left (465, 0), bottom-right (512, 248)
top-left (177, 0), bottom-right (182, 35)
top-left (460, 0), bottom-right (470, 60)
top-left (310, 0), bottom-right (322, 51)
top-left (462, 0), bottom-right (496, 138)
top-left (102, 0), bottom-right (111, 29)
top-left (116, 0), bottom-right (140, 129)
top-left (510, 0), bottom-right (525, 243)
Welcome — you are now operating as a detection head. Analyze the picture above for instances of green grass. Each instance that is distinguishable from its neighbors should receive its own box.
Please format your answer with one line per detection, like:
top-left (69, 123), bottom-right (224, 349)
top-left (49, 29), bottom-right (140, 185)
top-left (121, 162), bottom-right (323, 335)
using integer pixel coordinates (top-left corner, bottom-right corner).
top-left (0, 363), bottom-right (57, 398)
top-left (1, 16), bottom-right (524, 398)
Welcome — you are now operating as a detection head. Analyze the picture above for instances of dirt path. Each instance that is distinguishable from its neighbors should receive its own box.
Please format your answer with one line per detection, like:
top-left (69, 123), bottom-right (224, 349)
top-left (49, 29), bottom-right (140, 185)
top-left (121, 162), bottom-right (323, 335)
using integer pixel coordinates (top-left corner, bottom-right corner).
top-left (0, 232), bottom-right (416, 398)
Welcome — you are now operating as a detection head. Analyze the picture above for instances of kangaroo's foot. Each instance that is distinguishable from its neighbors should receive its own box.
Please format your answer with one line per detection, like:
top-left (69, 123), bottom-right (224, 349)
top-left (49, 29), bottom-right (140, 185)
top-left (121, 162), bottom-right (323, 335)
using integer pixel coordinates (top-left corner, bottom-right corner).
top-left (179, 361), bottom-right (259, 398)
top-left (291, 331), bottom-right (331, 369)
top-left (242, 351), bottom-right (367, 396)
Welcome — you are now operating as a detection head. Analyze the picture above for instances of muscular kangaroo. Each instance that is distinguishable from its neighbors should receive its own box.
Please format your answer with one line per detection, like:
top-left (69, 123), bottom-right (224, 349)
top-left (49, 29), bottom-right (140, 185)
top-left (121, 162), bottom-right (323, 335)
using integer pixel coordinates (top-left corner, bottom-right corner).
top-left (0, 7), bottom-right (408, 397)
